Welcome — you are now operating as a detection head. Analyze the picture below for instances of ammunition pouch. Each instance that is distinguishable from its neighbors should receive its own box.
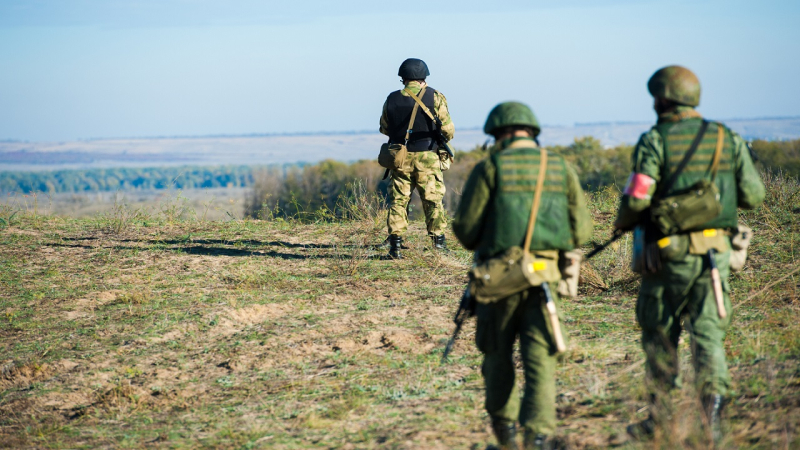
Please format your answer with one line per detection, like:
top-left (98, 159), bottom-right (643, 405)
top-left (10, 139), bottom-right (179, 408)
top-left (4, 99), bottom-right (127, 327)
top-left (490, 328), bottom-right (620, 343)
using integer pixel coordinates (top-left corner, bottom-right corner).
top-left (729, 224), bottom-right (753, 272)
top-left (687, 228), bottom-right (729, 255)
top-left (378, 142), bottom-right (407, 170)
top-left (469, 248), bottom-right (560, 304)
top-left (650, 179), bottom-right (722, 236)
top-left (438, 150), bottom-right (452, 171)
top-left (557, 249), bottom-right (582, 298)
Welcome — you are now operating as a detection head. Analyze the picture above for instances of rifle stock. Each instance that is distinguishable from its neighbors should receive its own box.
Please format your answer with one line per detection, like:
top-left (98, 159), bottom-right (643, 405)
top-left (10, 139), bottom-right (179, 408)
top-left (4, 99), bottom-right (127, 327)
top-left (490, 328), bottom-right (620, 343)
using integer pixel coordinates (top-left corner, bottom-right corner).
top-left (441, 286), bottom-right (475, 363)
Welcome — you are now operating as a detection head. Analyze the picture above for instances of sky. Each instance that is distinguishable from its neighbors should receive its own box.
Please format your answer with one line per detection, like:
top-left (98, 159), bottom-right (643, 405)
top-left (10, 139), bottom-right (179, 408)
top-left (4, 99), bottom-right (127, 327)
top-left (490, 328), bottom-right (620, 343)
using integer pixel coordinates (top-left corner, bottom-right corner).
top-left (1, 0), bottom-right (799, 142)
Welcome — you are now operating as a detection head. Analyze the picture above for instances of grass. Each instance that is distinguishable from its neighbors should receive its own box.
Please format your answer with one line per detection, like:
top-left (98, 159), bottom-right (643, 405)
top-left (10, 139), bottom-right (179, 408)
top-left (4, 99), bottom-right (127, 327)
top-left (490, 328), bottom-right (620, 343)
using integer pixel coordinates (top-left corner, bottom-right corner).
top-left (0, 173), bottom-right (798, 449)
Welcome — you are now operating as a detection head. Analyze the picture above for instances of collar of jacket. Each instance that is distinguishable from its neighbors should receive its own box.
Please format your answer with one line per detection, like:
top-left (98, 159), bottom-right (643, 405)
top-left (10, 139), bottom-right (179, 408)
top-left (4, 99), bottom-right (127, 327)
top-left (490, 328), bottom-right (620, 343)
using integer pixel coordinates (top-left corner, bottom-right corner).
top-left (490, 136), bottom-right (538, 154)
top-left (402, 80), bottom-right (427, 96)
top-left (657, 106), bottom-right (703, 124)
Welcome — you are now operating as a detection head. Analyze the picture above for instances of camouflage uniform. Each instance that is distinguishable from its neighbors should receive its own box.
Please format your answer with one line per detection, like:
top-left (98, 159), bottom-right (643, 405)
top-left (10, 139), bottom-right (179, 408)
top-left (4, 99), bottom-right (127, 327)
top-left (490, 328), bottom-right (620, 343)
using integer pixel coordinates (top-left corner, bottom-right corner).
top-left (616, 106), bottom-right (765, 398)
top-left (379, 80), bottom-right (454, 237)
top-left (617, 67), bottom-right (765, 443)
top-left (454, 126), bottom-right (593, 444)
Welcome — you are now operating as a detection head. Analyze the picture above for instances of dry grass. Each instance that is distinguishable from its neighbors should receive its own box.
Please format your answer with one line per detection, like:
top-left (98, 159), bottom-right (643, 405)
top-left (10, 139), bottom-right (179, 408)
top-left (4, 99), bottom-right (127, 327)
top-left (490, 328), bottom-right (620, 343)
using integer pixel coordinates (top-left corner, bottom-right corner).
top-left (0, 174), bottom-right (798, 449)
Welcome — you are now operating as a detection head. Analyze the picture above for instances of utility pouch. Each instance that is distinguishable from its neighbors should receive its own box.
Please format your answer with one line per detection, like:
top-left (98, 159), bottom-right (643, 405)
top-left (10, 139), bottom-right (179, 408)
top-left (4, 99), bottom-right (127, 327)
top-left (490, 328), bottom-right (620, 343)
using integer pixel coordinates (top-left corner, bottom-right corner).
top-left (469, 248), bottom-right (560, 304)
top-left (655, 233), bottom-right (689, 261)
top-left (650, 179), bottom-right (722, 235)
top-left (688, 228), bottom-right (729, 255)
top-left (468, 150), bottom-right (556, 304)
top-left (378, 87), bottom-right (425, 170)
top-left (557, 249), bottom-right (582, 298)
top-left (729, 224), bottom-right (753, 272)
top-left (438, 151), bottom-right (453, 171)
top-left (378, 143), bottom-right (407, 170)
top-left (650, 121), bottom-right (725, 236)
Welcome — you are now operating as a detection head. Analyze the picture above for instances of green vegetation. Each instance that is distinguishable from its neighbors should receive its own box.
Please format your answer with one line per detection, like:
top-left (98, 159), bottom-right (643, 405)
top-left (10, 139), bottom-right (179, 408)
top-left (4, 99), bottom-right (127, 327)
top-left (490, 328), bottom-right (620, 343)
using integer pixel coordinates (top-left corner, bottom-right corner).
top-left (0, 165), bottom-right (259, 194)
top-left (0, 170), bottom-right (798, 448)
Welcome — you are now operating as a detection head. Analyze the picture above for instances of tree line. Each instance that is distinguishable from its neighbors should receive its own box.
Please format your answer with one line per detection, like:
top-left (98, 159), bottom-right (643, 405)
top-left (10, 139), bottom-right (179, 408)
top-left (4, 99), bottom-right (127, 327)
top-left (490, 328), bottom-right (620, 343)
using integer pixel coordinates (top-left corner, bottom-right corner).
top-left (0, 165), bottom-right (259, 194)
top-left (244, 137), bottom-right (799, 220)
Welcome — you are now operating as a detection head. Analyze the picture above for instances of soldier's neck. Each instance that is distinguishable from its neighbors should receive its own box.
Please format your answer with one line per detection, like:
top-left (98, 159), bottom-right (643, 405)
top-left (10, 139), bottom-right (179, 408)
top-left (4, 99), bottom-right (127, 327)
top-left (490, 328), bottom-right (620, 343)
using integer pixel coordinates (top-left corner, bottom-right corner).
top-left (657, 106), bottom-right (702, 124)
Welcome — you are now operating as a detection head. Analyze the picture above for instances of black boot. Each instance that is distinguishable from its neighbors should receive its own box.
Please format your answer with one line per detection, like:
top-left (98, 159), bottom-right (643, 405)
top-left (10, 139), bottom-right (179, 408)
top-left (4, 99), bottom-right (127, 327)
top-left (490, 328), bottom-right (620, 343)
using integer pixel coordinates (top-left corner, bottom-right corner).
top-left (702, 394), bottom-right (725, 446)
top-left (489, 419), bottom-right (518, 450)
top-left (627, 393), bottom-right (662, 440)
top-left (388, 235), bottom-right (403, 260)
top-left (626, 414), bottom-right (656, 441)
top-left (431, 234), bottom-right (447, 250)
top-left (523, 432), bottom-right (562, 449)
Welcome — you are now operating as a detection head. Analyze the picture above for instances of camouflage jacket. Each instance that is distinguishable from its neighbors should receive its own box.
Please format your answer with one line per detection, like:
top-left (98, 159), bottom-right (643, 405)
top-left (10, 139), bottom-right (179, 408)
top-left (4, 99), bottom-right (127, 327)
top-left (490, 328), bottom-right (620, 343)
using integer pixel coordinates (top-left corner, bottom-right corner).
top-left (379, 81), bottom-right (454, 142)
top-left (615, 107), bottom-right (765, 230)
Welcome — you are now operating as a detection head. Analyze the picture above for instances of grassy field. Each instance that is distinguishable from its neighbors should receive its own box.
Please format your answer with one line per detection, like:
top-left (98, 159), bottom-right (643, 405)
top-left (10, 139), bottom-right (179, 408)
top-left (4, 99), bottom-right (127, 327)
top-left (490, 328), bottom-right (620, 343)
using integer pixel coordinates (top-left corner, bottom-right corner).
top-left (0, 172), bottom-right (798, 449)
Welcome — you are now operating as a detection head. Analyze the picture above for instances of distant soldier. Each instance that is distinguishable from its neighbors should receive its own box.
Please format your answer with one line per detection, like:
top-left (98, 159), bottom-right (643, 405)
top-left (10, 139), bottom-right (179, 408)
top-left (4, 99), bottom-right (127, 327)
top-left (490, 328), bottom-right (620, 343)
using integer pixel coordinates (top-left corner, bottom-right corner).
top-left (615, 66), bottom-right (765, 444)
top-left (453, 102), bottom-right (592, 449)
top-left (379, 58), bottom-right (454, 259)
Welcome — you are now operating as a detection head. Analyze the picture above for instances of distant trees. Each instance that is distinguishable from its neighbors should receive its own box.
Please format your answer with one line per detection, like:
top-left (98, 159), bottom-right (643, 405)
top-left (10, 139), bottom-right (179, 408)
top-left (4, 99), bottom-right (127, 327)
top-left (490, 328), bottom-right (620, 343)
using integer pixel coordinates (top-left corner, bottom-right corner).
top-left (0, 166), bottom-right (257, 194)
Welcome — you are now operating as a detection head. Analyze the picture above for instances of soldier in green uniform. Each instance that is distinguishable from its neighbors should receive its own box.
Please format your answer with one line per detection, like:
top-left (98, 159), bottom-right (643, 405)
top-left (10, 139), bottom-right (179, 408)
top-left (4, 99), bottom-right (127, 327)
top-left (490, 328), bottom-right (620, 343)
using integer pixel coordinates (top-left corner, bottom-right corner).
top-left (615, 66), bottom-right (765, 444)
top-left (453, 102), bottom-right (593, 449)
top-left (379, 58), bottom-right (455, 259)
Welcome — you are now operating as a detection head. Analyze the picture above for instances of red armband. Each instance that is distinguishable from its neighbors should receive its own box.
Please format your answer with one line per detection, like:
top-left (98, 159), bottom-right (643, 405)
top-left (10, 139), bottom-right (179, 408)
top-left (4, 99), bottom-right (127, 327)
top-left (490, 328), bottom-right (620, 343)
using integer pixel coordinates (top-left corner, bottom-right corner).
top-left (623, 173), bottom-right (655, 200)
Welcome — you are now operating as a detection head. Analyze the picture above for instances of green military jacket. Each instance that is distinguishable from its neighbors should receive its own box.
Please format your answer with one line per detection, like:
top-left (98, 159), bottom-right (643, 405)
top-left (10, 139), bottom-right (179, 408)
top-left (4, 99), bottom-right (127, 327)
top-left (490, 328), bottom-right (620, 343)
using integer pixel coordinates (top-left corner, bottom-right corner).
top-left (453, 137), bottom-right (593, 260)
top-left (379, 80), bottom-right (455, 141)
top-left (615, 107), bottom-right (765, 230)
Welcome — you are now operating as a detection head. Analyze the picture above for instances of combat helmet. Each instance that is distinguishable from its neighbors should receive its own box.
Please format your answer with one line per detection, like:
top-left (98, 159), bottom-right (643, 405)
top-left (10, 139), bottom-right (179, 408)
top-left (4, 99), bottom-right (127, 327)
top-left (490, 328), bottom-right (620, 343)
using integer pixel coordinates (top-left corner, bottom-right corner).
top-left (398, 58), bottom-right (430, 80)
top-left (647, 65), bottom-right (701, 107)
top-left (483, 101), bottom-right (541, 137)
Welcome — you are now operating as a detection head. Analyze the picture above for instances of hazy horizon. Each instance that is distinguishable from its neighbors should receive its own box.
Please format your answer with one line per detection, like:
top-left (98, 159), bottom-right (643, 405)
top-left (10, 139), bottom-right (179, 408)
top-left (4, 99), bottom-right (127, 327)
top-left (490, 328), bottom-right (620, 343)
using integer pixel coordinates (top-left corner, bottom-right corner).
top-left (2, 0), bottom-right (799, 142)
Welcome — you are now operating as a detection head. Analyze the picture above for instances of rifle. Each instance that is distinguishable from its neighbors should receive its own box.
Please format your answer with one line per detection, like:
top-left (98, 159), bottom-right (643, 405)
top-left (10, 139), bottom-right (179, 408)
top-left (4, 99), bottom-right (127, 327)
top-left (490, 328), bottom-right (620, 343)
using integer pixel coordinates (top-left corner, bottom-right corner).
top-left (584, 228), bottom-right (628, 260)
top-left (441, 285), bottom-right (475, 363)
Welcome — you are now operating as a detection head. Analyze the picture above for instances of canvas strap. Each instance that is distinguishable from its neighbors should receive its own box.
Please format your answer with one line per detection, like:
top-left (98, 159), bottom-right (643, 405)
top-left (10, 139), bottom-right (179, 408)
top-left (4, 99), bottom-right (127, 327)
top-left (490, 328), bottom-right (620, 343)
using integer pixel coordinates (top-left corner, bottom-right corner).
top-left (522, 149), bottom-right (548, 257)
top-left (402, 86), bottom-right (425, 144)
top-left (709, 125), bottom-right (724, 182)
top-left (403, 87), bottom-right (436, 123)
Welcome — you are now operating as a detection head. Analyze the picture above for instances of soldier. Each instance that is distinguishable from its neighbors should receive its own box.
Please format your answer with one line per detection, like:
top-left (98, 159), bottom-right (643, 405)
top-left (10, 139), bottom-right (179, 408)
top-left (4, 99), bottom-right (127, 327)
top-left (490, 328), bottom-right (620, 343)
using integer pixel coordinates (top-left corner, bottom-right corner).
top-left (615, 66), bottom-right (765, 444)
top-left (453, 102), bottom-right (593, 449)
top-left (379, 58), bottom-right (455, 259)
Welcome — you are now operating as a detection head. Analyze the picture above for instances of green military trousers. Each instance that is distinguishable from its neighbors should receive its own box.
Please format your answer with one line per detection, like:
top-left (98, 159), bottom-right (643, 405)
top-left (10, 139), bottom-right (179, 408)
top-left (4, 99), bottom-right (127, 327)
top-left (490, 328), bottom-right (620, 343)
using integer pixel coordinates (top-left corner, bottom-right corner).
top-left (475, 285), bottom-right (561, 436)
top-left (387, 151), bottom-right (447, 237)
top-left (636, 250), bottom-right (733, 397)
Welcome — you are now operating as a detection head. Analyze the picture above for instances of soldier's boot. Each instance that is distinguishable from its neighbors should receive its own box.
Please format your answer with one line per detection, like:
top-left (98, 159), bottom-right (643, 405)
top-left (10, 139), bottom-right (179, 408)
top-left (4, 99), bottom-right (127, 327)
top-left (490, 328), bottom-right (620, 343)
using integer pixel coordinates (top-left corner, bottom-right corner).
top-left (431, 234), bottom-right (448, 251)
top-left (388, 235), bottom-right (403, 260)
top-left (626, 394), bottom-right (660, 440)
top-left (702, 394), bottom-right (725, 447)
top-left (488, 419), bottom-right (518, 450)
top-left (378, 236), bottom-right (408, 250)
top-left (523, 432), bottom-right (564, 449)
top-left (625, 415), bottom-right (656, 441)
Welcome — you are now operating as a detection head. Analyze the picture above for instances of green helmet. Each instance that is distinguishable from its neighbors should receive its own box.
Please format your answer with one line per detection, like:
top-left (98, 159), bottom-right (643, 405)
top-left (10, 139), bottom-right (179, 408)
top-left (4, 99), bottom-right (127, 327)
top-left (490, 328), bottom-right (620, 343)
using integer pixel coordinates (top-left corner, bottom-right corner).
top-left (647, 65), bottom-right (701, 107)
top-left (483, 101), bottom-right (541, 136)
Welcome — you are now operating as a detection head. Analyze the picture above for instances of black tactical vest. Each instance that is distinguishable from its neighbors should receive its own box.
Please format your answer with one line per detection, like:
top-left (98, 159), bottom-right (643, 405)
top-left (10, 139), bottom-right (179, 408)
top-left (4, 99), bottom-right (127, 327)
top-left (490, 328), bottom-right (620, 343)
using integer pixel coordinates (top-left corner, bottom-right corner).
top-left (385, 88), bottom-right (439, 152)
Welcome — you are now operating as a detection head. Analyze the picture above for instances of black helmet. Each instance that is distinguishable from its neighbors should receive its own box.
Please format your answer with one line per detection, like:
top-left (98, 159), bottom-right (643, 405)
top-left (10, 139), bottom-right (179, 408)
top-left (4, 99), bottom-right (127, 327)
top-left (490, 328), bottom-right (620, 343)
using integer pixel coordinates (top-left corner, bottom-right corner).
top-left (398, 58), bottom-right (429, 80)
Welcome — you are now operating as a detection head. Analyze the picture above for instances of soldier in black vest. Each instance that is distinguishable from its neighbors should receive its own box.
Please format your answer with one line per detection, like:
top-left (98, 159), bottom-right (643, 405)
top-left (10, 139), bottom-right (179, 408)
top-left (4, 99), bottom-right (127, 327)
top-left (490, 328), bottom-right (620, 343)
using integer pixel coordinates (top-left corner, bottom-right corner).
top-left (379, 58), bottom-right (455, 259)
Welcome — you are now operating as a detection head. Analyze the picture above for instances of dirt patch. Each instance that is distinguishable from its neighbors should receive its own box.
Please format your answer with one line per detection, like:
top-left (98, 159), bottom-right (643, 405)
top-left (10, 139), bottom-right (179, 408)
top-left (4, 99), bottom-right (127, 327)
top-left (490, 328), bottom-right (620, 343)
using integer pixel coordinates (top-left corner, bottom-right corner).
top-left (0, 361), bottom-right (53, 389)
top-left (213, 303), bottom-right (291, 336)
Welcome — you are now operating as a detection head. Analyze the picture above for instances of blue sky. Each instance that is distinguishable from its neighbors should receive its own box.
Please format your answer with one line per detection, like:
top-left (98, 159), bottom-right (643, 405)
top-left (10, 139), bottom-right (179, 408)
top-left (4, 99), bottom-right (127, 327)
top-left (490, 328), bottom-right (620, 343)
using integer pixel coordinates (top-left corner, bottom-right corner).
top-left (1, 0), bottom-right (798, 141)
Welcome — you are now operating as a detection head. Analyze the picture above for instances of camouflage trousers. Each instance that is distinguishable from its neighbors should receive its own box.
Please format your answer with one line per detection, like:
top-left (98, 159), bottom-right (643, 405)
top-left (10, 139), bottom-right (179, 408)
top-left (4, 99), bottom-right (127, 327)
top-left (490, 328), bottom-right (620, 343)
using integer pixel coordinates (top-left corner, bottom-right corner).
top-left (637, 250), bottom-right (733, 397)
top-left (475, 285), bottom-right (563, 436)
top-left (387, 151), bottom-right (447, 237)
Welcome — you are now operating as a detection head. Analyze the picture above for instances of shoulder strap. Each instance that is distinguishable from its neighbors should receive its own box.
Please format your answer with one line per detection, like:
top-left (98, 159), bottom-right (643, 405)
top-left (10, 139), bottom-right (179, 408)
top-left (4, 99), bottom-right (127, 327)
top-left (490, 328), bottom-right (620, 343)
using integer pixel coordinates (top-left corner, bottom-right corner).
top-left (709, 124), bottom-right (724, 181)
top-left (402, 86), bottom-right (425, 144)
top-left (523, 149), bottom-right (547, 256)
top-left (404, 87), bottom-right (436, 123)
top-left (661, 119), bottom-right (709, 194)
